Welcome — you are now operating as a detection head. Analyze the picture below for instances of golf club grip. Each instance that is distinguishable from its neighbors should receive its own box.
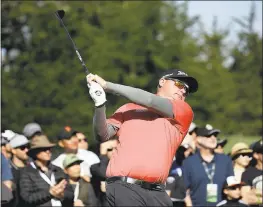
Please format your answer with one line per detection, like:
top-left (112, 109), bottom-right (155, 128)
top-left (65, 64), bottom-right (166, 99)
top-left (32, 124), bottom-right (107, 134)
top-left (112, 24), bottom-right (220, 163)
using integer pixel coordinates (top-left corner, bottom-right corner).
top-left (75, 50), bottom-right (89, 74)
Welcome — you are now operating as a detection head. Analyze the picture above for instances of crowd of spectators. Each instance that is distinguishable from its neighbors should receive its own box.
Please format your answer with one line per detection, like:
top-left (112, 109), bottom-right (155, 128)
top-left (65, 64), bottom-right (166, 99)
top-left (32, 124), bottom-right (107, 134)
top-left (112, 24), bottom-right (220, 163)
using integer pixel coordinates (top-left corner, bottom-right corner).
top-left (1, 122), bottom-right (262, 207)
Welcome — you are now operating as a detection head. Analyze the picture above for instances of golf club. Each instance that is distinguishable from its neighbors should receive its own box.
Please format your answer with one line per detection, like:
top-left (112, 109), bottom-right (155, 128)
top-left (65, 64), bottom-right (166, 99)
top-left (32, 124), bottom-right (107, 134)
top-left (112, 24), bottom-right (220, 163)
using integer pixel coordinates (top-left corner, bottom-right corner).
top-left (54, 10), bottom-right (90, 74)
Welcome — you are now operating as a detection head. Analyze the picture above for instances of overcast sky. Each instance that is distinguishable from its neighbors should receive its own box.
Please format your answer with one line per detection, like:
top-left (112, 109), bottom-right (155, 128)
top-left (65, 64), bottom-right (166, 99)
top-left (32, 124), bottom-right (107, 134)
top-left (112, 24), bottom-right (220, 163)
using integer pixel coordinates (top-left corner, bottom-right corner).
top-left (2, 1), bottom-right (262, 60)
top-left (184, 1), bottom-right (262, 43)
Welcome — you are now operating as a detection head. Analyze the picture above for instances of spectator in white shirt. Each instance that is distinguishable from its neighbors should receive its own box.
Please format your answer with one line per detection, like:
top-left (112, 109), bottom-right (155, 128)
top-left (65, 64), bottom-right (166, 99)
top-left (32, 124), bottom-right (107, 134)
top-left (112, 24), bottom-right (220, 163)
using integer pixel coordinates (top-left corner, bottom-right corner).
top-left (52, 126), bottom-right (100, 182)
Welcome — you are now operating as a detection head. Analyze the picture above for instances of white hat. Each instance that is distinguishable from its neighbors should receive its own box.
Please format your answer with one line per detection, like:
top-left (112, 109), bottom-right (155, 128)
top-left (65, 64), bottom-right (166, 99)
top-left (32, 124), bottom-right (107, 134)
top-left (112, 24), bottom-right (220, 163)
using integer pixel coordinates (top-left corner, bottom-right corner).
top-left (1, 130), bottom-right (16, 141)
top-left (188, 122), bottom-right (197, 133)
top-left (224, 176), bottom-right (245, 188)
top-left (9, 134), bottom-right (29, 148)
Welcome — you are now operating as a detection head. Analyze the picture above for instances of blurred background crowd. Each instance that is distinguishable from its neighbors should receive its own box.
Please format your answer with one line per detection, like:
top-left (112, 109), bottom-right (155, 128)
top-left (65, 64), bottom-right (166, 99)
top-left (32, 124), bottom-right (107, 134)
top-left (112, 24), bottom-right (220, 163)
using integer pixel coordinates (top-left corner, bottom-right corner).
top-left (1, 123), bottom-right (262, 206)
top-left (1, 1), bottom-right (262, 207)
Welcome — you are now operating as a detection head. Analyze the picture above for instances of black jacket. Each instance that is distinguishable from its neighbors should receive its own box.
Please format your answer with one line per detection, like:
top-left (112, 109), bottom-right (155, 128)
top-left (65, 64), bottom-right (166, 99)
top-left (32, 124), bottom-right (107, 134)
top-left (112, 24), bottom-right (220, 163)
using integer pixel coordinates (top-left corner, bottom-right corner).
top-left (90, 155), bottom-right (109, 206)
top-left (19, 162), bottom-right (74, 207)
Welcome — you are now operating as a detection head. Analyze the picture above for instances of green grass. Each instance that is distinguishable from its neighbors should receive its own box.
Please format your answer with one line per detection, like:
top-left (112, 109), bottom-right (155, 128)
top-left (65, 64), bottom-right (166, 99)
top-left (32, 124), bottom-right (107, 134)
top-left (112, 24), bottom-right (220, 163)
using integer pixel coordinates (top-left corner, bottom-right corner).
top-left (223, 135), bottom-right (261, 154)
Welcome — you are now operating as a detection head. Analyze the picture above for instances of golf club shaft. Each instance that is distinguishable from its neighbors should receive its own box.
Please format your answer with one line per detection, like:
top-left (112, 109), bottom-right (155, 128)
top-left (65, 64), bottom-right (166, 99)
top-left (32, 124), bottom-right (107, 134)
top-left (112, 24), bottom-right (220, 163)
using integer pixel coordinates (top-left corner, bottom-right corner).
top-left (55, 12), bottom-right (89, 74)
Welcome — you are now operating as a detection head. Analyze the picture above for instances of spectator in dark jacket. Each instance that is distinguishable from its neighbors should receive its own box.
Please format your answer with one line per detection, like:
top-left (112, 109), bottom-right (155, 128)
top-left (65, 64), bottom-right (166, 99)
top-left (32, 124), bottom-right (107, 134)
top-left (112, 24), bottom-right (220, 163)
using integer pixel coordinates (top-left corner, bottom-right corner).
top-left (19, 135), bottom-right (74, 207)
top-left (63, 154), bottom-right (97, 206)
top-left (90, 139), bottom-right (118, 206)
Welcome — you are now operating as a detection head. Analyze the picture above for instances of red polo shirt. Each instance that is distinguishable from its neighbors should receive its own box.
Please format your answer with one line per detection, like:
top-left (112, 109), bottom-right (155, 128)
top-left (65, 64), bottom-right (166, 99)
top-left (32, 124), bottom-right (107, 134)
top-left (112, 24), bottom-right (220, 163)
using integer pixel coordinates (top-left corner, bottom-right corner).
top-left (106, 99), bottom-right (193, 183)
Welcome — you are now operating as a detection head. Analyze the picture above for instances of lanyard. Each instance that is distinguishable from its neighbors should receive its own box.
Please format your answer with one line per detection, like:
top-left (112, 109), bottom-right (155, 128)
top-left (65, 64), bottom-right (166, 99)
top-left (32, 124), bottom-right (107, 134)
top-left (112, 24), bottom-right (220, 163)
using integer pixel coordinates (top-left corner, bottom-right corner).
top-left (30, 162), bottom-right (62, 206)
top-left (202, 162), bottom-right (215, 183)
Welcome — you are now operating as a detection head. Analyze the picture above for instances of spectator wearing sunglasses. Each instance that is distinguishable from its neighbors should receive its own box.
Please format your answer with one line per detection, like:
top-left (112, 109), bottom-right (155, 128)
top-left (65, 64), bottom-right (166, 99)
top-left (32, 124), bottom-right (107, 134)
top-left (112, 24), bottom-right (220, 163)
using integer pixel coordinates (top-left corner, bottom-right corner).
top-left (9, 133), bottom-right (30, 207)
top-left (19, 134), bottom-right (74, 207)
top-left (76, 132), bottom-right (89, 150)
top-left (214, 138), bottom-right (228, 154)
top-left (52, 126), bottom-right (100, 183)
top-left (216, 176), bottom-right (248, 206)
top-left (182, 127), bottom-right (234, 207)
top-left (230, 143), bottom-right (253, 182)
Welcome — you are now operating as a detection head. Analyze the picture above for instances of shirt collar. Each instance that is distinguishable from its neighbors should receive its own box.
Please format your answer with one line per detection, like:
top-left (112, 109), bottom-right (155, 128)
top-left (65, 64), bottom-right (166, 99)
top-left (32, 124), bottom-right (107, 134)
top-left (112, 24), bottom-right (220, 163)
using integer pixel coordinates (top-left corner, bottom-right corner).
top-left (197, 150), bottom-right (216, 164)
top-left (33, 161), bottom-right (55, 173)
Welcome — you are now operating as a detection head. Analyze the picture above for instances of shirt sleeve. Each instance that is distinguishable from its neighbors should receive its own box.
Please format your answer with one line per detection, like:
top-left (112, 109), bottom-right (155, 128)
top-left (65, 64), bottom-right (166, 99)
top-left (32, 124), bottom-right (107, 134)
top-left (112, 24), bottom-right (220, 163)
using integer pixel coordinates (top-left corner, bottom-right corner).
top-left (170, 100), bottom-right (194, 136)
top-left (1, 153), bottom-right (13, 181)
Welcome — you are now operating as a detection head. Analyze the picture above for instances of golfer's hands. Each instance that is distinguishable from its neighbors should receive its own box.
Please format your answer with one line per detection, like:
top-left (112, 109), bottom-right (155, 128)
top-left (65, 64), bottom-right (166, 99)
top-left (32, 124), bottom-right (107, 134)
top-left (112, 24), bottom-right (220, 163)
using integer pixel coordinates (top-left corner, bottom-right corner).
top-left (87, 81), bottom-right (107, 107)
top-left (86, 74), bottom-right (107, 89)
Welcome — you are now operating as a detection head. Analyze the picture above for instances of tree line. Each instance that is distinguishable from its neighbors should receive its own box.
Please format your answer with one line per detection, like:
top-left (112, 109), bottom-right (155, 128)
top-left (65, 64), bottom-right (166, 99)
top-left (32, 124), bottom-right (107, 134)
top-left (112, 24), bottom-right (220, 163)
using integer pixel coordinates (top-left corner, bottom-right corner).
top-left (1, 1), bottom-right (262, 143)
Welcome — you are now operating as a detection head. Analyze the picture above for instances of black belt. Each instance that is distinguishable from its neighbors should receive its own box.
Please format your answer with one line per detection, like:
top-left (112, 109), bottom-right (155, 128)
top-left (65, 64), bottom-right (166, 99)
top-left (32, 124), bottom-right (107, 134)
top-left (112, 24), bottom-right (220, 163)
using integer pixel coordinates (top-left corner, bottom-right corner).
top-left (106, 176), bottom-right (165, 191)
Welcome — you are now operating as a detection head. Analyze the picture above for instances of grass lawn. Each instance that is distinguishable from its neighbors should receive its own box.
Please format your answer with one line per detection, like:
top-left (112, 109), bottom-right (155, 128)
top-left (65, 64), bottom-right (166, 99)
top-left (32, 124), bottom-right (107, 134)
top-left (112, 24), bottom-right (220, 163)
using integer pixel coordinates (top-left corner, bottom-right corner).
top-left (223, 134), bottom-right (261, 154)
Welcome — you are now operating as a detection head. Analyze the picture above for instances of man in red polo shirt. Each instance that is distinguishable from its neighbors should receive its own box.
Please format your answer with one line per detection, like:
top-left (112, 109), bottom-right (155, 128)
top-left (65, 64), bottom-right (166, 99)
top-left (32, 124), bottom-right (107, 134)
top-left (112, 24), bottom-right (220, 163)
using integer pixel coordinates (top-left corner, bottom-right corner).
top-left (86, 69), bottom-right (198, 206)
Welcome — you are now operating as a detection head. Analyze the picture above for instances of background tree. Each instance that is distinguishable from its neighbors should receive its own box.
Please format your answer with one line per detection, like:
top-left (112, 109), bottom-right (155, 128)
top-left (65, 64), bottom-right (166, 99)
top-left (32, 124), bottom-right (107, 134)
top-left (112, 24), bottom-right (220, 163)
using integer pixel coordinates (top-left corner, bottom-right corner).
top-left (1, 1), bottom-right (262, 144)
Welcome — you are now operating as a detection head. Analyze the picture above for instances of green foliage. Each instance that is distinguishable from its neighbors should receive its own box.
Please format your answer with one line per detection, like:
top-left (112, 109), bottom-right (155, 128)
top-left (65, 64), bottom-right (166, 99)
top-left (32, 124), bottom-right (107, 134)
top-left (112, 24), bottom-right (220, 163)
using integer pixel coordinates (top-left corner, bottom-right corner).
top-left (1, 1), bottom-right (262, 143)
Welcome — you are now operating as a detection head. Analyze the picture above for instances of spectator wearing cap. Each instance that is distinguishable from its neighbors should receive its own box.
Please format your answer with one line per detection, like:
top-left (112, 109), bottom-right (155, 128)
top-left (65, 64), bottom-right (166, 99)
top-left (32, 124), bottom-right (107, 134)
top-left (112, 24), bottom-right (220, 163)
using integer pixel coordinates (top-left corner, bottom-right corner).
top-left (52, 126), bottom-right (100, 183)
top-left (241, 140), bottom-right (263, 206)
top-left (90, 139), bottom-right (118, 206)
top-left (216, 176), bottom-right (248, 206)
top-left (9, 134), bottom-right (30, 207)
top-left (1, 130), bottom-right (16, 159)
top-left (214, 138), bottom-right (228, 154)
top-left (23, 122), bottom-right (42, 140)
top-left (19, 134), bottom-right (74, 207)
top-left (182, 126), bottom-right (234, 207)
top-left (181, 122), bottom-right (198, 153)
top-left (76, 132), bottom-right (89, 150)
top-left (63, 154), bottom-right (97, 207)
top-left (230, 142), bottom-right (252, 182)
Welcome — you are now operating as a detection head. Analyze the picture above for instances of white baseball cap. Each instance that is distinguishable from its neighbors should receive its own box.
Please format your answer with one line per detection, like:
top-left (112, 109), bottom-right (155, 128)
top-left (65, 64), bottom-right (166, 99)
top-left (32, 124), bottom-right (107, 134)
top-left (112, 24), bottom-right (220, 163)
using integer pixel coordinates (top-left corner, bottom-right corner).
top-left (1, 130), bottom-right (16, 141)
top-left (9, 134), bottom-right (29, 148)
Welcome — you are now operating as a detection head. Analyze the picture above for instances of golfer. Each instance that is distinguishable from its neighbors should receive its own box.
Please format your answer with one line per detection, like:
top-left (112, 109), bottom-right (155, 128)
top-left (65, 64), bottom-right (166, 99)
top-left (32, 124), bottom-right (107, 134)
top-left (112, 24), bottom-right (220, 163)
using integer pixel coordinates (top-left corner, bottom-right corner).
top-left (87, 69), bottom-right (198, 206)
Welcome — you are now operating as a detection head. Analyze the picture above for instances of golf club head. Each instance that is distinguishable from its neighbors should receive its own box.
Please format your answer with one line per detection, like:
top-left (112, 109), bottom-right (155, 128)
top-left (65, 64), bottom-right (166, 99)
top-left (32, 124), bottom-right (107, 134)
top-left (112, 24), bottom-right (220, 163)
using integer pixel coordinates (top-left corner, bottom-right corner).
top-left (55, 10), bottom-right (65, 19)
